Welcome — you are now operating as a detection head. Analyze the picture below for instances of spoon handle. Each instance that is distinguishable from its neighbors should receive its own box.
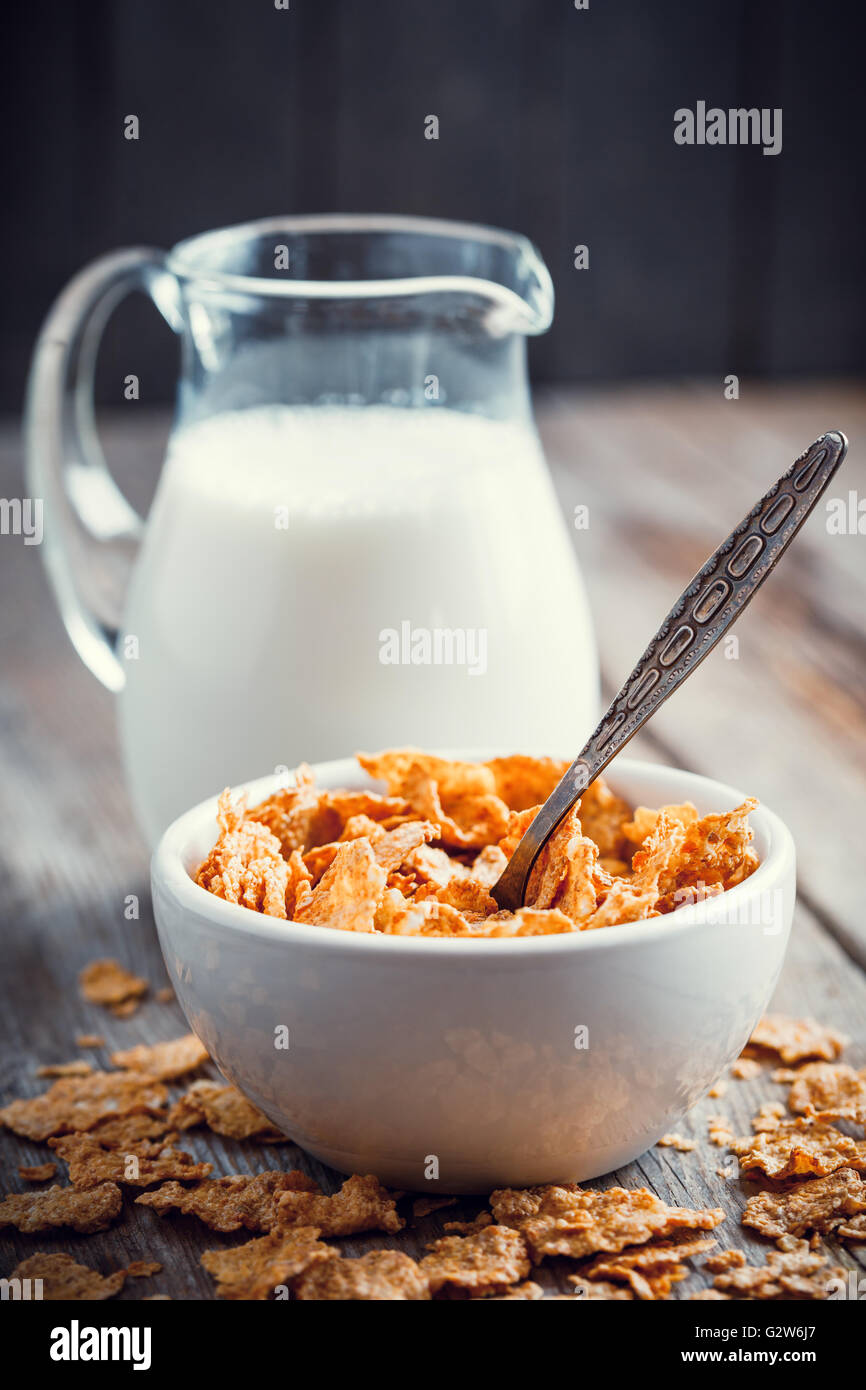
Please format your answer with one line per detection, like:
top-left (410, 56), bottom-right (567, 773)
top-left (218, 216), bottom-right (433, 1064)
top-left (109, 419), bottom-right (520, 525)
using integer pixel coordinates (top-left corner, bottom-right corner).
top-left (492, 429), bottom-right (848, 911)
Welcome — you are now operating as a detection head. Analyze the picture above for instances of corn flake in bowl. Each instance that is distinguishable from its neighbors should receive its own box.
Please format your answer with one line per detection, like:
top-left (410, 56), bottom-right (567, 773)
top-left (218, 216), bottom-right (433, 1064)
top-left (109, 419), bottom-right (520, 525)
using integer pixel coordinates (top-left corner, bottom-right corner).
top-left (194, 750), bottom-right (758, 937)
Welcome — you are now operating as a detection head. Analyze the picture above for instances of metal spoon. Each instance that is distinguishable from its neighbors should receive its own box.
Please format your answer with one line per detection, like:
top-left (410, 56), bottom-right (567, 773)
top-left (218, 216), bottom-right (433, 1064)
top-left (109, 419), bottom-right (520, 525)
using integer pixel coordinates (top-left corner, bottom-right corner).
top-left (491, 430), bottom-right (848, 912)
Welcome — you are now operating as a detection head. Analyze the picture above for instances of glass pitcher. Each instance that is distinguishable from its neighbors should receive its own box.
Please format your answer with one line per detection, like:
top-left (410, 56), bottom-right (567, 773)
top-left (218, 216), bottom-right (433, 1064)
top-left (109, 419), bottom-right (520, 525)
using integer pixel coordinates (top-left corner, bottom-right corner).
top-left (26, 215), bottom-right (599, 845)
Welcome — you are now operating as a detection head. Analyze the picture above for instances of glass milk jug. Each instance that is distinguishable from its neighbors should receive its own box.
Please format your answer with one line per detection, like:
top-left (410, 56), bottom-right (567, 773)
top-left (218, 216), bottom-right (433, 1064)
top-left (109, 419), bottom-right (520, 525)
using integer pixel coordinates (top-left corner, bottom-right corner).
top-left (26, 215), bottom-right (599, 845)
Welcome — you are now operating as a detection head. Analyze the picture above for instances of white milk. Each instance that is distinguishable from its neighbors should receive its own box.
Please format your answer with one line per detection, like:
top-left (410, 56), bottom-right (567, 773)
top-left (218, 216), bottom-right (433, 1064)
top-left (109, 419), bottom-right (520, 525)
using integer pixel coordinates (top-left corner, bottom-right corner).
top-left (119, 405), bottom-right (598, 844)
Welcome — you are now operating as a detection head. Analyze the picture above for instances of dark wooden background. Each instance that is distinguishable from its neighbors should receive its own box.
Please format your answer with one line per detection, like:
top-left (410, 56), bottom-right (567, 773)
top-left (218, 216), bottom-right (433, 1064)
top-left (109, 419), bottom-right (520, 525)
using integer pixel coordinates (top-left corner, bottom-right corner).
top-left (2, 0), bottom-right (865, 411)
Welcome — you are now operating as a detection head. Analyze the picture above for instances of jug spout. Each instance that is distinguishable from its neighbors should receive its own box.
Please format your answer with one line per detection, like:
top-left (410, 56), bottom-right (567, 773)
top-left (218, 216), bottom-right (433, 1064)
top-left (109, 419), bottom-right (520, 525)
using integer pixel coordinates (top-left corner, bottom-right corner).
top-left (167, 214), bottom-right (554, 338)
top-left (461, 225), bottom-right (555, 338)
top-left (166, 214), bottom-right (555, 421)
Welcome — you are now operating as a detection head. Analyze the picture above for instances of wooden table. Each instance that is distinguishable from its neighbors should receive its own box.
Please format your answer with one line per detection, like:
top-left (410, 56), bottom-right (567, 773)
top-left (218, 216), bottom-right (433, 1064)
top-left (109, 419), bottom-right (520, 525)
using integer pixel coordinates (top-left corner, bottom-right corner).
top-left (2, 382), bottom-right (864, 1298)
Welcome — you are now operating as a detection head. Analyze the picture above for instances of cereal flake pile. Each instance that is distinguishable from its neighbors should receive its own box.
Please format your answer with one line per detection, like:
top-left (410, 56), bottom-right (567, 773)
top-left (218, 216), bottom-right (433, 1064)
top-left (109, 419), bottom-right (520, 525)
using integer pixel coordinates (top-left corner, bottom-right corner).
top-left (195, 751), bottom-right (759, 936)
top-left (2, 976), bottom-right (863, 1300)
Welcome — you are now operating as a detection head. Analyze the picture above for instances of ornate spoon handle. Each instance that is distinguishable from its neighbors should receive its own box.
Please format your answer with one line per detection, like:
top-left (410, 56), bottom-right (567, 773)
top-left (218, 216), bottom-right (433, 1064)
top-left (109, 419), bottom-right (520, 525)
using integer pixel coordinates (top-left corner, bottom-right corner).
top-left (492, 430), bottom-right (848, 912)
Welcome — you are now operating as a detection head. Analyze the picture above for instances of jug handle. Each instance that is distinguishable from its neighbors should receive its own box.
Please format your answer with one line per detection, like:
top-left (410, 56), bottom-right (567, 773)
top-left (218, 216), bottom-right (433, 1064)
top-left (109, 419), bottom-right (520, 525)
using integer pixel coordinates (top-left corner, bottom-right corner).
top-left (24, 248), bottom-right (183, 692)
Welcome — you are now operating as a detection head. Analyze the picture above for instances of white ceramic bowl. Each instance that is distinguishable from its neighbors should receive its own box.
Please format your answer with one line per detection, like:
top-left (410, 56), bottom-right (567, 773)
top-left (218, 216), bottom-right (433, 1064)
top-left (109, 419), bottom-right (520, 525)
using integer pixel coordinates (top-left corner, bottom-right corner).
top-left (151, 756), bottom-right (795, 1192)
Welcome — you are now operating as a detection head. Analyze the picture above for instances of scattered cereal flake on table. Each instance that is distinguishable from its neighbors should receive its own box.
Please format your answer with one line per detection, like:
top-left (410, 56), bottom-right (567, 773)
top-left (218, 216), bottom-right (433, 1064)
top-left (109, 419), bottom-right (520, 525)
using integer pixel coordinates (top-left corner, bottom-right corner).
top-left (709, 1238), bottom-right (844, 1299)
top-left (420, 1225), bottom-right (530, 1296)
top-left (293, 1249), bottom-right (430, 1301)
top-left (79, 959), bottom-right (148, 1010)
top-left (201, 1226), bottom-right (330, 1300)
top-left (155, 988), bottom-right (174, 1003)
top-left (0, 1072), bottom-right (167, 1141)
top-left (168, 1080), bottom-right (285, 1141)
top-left (786, 1062), bottom-right (866, 1123)
top-left (748, 1015), bottom-right (848, 1064)
top-left (731, 1058), bottom-right (763, 1081)
top-left (412, 1195), bottom-right (458, 1222)
top-left (657, 1133), bottom-right (697, 1152)
top-left (707, 1080), bottom-right (728, 1099)
top-left (18, 1162), bottom-right (57, 1182)
top-left (136, 1170), bottom-right (317, 1232)
top-left (575, 1234), bottom-right (717, 1301)
top-left (580, 1265), bottom-right (687, 1301)
top-left (292, 839), bottom-right (386, 932)
top-left (75, 1034), bottom-right (105, 1049)
top-left (109, 999), bottom-right (142, 1019)
top-left (126, 1260), bottom-right (162, 1277)
top-left (708, 1114), bottom-right (736, 1148)
top-left (704, 1250), bottom-right (747, 1273)
top-left (486, 1280), bottom-right (545, 1300)
top-left (443, 1211), bottom-right (494, 1235)
top-left (9, 1251), bottom-right (126, 1300)
top-left (742, 1167), bottom-right (866, 1238)
top-left (582, 1233), bottom-right (718, 1274)
top-left (86, 1112), bottom-right (172, 1148)
top-left (691, 1288), bottom-right (732, 1300)
top-left (835, 1213), bottom-right (866, 1241)
top-left (36, 1061), bottom-right (93, 1078)
top-left (0, 1182), bottom-right (122, 1234)
top-left (110, 1033), bottom-right (209, 1080)
top-left (730, 1119), bottom-right (866, 1180)
top-left (570, 1278), bottom-right (634, 1300)
top-left (490, 1184), bottom-right (724, 1263)
top-left (276, 1173), bottom-right (403, 1237)
top-left (752, 1102), bottom-right (786, 1132)
top-left (49, 1132), bottom-right (213, 1189)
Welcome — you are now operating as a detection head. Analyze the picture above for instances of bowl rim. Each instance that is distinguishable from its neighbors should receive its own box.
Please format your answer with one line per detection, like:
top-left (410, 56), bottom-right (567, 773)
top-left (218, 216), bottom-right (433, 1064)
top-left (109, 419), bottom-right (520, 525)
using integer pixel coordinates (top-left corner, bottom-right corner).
top-left (151, 753), bottom-right (795, 958)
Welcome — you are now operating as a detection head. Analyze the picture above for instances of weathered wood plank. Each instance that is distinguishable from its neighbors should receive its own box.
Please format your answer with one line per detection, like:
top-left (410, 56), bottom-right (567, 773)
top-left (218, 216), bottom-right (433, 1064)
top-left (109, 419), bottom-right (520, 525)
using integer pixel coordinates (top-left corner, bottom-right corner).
top-left (2, 897), bottom-right (862, 1299)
